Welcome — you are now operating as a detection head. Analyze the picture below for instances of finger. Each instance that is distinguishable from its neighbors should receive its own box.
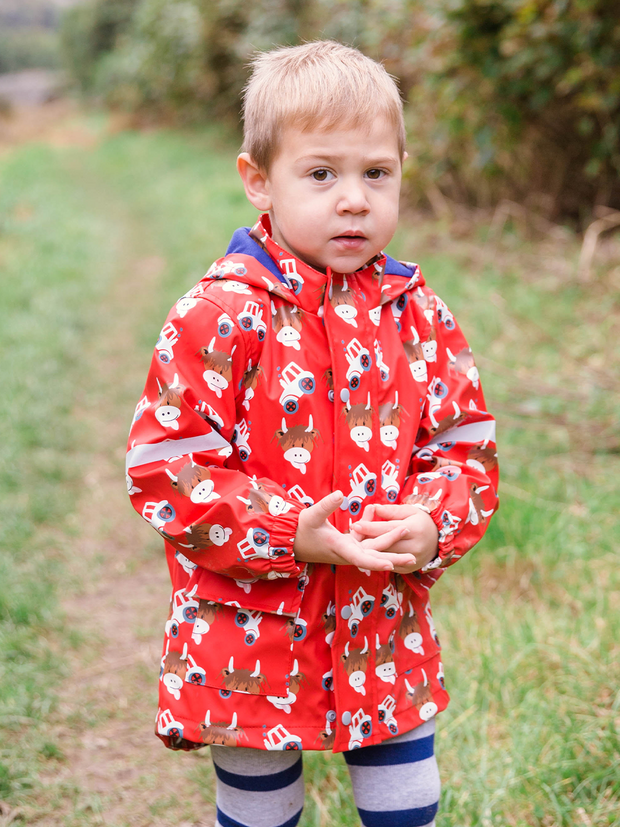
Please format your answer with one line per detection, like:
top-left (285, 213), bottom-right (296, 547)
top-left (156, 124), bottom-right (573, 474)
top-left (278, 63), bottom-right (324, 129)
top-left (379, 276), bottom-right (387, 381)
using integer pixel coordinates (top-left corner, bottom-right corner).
top-left (366, 543), bottom-right (418, 569)
top-left (353, 519), bottom-right (401, 538)
top-left (360, 525), bottom-right (409, 551)
top-left (360, 503), bottom-right (376, 522)
top-left (366, 536), bottom-right (423, 558)
top-left (376, 551), bottom-right (417, 567)
top-left (349, 525), bottom-right (364, 542)
top-left (332, 536), bottom-right (408, 572)
top-left (304, 490), bottom-right (344, 527)
top-left (333, 545), bottom-right (394, 571)
top-left (371, 504), bottom-right (414, 519)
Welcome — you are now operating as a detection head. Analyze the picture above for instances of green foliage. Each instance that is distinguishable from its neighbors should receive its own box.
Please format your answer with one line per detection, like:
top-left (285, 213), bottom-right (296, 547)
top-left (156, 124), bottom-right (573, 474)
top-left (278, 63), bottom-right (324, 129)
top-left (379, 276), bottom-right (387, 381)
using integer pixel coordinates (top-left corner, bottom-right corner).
top-left (59, 0), bottom-right (620, 220)
top-left (60, 0), bottom-right (316, 121)
top-left (60, 0), bottom-right (140, 91)
top-left (0, 0), bottom-right (62, 71)
top-left (94, 0), bottom-right (214, 118)
top-left (0, 28), bottom-right (60, 72)
top-left (403, 0), bottom-right (620, 220)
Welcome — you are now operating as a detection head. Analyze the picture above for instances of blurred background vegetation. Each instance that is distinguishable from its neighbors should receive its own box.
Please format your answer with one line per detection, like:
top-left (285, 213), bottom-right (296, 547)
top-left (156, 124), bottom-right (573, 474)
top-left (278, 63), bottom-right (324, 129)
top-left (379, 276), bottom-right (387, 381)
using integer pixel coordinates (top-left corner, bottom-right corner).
top-left (56, 0), bottom-right (620, 225)
top-left (2, 0), bottom-right (619, 223)
top-left (0, 0), bottom-right (63, 73)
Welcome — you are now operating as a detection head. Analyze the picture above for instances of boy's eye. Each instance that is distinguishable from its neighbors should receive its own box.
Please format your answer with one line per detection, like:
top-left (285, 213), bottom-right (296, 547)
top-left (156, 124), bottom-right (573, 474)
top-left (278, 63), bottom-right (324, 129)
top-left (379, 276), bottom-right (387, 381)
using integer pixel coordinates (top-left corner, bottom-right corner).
top-left (311, 169), bottom-right (334, 181)
top-left (366, 168), bottom-right (385, 180)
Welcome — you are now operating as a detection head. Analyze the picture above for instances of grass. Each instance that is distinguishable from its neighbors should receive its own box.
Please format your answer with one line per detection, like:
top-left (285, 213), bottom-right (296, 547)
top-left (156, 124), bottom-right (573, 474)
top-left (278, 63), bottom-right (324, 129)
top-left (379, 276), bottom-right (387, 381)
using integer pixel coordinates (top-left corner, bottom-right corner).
top-left (0, 139), bottom-right (121, 801)
top-left (0, 113), bottom-right (618, 825)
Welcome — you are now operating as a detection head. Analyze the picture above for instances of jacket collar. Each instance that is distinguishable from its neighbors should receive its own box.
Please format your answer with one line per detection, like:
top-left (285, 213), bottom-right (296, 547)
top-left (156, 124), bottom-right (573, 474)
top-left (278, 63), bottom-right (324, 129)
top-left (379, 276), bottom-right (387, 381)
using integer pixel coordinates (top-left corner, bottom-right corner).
top-left (222, 214), bottom-right (425, 309)
top-left (226, 215), bottom-right (416, 277)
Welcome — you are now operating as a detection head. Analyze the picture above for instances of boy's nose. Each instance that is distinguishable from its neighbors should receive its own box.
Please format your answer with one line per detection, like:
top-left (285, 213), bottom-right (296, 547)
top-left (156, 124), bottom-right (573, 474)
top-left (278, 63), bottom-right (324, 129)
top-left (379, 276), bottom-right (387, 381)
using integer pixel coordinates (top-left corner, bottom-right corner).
top-left (336, 183), bottom-right (370, 215)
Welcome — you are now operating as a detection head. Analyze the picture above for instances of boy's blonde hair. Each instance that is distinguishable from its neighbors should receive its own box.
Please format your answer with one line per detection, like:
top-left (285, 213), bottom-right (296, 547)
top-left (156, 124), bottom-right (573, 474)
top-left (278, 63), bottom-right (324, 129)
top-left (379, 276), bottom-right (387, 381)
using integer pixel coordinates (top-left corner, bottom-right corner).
top-left (241, 40), bottom-right (406, 171)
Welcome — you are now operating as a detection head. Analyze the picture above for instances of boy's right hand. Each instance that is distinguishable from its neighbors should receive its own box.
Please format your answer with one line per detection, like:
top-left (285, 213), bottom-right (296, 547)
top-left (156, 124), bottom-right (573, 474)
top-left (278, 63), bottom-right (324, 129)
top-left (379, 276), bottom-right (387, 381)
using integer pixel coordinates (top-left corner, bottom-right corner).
top-left (293, 491), bottom-right (416, 572)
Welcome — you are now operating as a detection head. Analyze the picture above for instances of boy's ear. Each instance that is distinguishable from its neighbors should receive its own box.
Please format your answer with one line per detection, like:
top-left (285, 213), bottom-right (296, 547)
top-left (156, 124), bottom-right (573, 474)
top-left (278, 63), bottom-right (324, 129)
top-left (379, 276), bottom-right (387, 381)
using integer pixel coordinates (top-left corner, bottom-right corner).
top-left (237, 153), bottom-right (272, 211)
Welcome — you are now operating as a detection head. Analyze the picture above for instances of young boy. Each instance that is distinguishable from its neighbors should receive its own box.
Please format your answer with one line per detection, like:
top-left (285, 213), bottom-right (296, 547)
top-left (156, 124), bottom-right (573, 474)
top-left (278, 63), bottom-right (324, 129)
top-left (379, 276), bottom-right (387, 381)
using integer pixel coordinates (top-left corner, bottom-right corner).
top-left (127, 40), bottom-right (498, 827)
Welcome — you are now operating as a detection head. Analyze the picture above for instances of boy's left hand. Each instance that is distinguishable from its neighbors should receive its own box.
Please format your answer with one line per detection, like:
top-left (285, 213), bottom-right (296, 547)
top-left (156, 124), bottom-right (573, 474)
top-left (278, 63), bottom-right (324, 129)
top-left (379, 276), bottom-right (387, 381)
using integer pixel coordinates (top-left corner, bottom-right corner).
top-left (351, 503), bottom-right (439, 574)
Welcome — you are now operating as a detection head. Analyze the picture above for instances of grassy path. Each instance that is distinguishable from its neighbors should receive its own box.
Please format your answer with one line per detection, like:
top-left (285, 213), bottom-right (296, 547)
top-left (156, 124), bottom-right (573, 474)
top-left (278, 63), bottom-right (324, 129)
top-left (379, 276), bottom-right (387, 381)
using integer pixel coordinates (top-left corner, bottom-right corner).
top-left (32, 191), bottom-right (216, 825)
top-left (0, 106), bottom-right (224, 826)
top-left (0, 104), bottom-right (618, 827)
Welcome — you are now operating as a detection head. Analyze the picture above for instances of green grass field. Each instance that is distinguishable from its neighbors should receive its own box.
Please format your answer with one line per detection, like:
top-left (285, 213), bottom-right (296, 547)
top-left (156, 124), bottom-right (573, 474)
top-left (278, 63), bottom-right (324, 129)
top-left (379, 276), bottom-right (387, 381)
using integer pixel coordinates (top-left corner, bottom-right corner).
top-left (0, 113), bottom-right (618, 826)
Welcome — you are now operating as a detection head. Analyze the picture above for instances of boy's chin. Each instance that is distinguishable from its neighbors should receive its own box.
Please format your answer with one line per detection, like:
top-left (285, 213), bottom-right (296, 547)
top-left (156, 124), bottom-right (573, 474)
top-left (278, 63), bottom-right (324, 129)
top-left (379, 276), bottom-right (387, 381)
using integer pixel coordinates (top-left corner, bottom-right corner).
top-left (326, 256), bottom-right (377, 274)
top-left (318, 250), bottom-right (380, 275)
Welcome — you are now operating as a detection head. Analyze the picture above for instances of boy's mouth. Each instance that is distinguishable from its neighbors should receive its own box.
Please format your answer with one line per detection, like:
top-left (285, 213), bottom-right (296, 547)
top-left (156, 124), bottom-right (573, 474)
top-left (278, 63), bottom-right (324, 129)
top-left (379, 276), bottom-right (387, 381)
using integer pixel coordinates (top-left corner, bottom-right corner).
top-left (332, 231), bottom-right (367, 248)
top-left (333, 231), bottom-right (366, 239)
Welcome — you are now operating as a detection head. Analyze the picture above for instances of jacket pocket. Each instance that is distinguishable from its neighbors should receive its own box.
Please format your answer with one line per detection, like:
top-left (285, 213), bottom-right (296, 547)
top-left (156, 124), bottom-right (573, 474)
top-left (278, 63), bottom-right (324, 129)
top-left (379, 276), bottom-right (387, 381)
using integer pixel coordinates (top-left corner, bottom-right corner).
top-left (187, 567), bottom-right (305, 617)
top-left (160, 569), bottom-right (301, 699)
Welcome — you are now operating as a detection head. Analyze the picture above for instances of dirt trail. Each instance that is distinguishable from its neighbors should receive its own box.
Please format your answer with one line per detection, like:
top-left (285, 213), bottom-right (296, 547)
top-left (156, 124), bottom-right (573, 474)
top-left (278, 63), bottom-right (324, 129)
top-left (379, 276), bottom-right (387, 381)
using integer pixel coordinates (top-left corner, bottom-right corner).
top-left (13, 103), bottom-right (215, 827)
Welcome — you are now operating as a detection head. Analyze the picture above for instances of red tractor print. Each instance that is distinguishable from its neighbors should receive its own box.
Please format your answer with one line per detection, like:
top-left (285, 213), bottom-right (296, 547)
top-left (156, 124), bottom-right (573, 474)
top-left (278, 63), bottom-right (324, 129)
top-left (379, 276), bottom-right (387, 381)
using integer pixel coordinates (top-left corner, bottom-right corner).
top-left (341, 587), bottom-right (375, 637)
top-left (232, 418), bottom-right (252, 461)
top-left (287, 484), bottom-right (314, 507)
top-left (234, 608), bottom-right (263, 645)
top-left (345, 463), bottom-right (377, 516)
top-left (264, 723), bottom-right (303, 750)
top-left (208, 259), bottom-right (248, 279)
top-left (380, 581), bottom-right (403, 619)
top-left (157, 708), bottom-right (184, 740)
top-left (217, 312), bottom-right (235, 338)
top-left (155, 321), bottom-right (180, 364)
top-left (237, 301), bottom-right (267, 341)
top-left (280, 258), bottom-right (304, 295)
top-left (278, 362), bottom-right (316, 414)
top-left (390, 293), bottom-right (408, 332)
top-left (237, 528), bottom-right (288, 562)
top-left (165, 586), bottom-right (199, 639)
top-left (142, 499), bottom-right (176, 532)
top-left (348, 707), bottom-right (373, 749)
top-left (345, 339), bottom-right (372, 391)
top-left (381, 460), bottom-right (400, 502)
top-left (378, 694), bottom-right (399, 735)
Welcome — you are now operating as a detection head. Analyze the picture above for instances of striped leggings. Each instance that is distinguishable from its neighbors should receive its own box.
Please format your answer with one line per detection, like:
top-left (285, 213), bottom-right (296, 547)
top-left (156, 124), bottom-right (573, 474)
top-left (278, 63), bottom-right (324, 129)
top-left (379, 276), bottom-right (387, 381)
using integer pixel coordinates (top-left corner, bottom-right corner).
top-left (211, 719), bottom-right (440, 827)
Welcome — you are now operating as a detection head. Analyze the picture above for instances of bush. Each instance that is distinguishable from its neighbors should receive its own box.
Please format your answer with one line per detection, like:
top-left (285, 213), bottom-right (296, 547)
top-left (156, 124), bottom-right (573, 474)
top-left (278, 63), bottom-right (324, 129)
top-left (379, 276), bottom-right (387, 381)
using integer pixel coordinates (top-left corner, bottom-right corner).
top-left (60, 0), bottom-right (140, 92)
top-left (401, 0), bottom-right (620, 221)
top-left (0, 0), bottom-right (61, 72)
top-left (60, 0), bottom-right (620, 221)
top-left (0, 28), bottom-right (60, 72)
top-left (60, 0), bottom-right (316, 122)
top-left (304, 0), bottom-right (620, 221)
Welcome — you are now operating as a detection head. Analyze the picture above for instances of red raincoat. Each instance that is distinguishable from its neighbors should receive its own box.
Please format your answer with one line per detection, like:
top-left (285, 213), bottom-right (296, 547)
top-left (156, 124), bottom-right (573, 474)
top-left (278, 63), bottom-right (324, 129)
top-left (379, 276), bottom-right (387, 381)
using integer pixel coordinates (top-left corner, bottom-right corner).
top-left (126, 215), bottom-right (499, 754)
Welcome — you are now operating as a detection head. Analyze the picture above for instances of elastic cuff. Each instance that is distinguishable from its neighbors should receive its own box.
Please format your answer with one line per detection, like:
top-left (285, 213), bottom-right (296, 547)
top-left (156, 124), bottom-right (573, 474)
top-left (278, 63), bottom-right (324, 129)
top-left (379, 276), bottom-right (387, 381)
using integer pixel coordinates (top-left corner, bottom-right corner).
top-left (263, 500), bottom-right (306, 578)
top-left (426, 499), bottom-right (457, 564)
top-left (421, 554), bottom-right (443, 572)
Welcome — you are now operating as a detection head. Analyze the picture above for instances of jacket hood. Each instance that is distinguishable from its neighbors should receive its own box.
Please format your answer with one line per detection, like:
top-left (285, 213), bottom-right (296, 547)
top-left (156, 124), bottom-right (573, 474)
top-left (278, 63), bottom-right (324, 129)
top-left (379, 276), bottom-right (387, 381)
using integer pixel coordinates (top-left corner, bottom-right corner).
top-left (215, 218), bottom-right (426, 311)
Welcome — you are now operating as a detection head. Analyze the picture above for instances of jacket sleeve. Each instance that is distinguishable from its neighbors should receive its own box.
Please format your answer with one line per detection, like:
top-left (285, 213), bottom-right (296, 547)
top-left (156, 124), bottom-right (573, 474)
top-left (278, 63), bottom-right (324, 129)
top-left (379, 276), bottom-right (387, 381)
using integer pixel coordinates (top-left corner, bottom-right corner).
top-left (399, 286), bottom-right (499, 583)
top-left (126, 287), bottom-right (305, 582)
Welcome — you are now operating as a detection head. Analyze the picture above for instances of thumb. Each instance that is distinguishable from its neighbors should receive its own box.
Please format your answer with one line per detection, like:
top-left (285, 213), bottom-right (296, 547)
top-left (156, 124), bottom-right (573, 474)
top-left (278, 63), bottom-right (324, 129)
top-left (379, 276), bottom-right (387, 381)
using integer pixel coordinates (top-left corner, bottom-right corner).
top-left (304, 490), bottom-right (344, 527)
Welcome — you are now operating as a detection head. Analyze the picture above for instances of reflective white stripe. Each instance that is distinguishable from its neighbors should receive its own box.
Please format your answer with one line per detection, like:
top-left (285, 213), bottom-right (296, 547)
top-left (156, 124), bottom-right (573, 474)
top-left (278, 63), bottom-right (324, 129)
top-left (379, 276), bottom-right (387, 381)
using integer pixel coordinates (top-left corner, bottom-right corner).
top-left (416, 419), bottom-right (496, 455)
top-left (126, 433), bottom-right (230, 471)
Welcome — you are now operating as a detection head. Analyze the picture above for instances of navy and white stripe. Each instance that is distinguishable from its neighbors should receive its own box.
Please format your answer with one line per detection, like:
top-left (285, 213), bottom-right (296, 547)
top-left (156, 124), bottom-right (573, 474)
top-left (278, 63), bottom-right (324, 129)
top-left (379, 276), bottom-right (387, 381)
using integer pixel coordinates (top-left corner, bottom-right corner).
top-left (210, 719), bottom-right (439, 827)
top-left (211, 745), bottom-right (304, 827)
top-left (345, 719), bottom-right (439, 827)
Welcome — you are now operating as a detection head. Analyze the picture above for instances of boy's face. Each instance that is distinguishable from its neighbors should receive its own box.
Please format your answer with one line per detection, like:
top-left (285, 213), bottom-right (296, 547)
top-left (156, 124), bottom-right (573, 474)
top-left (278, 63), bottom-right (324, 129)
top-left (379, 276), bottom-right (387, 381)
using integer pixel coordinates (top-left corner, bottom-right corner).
top-left (239, 118), bottom-right (404, 274)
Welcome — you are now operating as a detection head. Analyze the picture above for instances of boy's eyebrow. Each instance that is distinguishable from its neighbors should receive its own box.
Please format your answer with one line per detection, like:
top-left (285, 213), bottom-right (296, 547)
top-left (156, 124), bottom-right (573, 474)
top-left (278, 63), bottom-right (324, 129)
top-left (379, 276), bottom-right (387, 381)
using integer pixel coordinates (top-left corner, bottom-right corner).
top-left (295, 153), bottom-right (399, 166)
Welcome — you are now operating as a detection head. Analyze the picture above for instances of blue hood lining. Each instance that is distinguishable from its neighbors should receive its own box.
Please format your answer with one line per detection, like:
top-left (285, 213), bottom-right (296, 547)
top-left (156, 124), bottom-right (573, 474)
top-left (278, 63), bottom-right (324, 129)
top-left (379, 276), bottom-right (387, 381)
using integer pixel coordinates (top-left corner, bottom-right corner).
top-left (225, 227), bottom-right (414, 282)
